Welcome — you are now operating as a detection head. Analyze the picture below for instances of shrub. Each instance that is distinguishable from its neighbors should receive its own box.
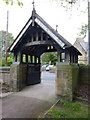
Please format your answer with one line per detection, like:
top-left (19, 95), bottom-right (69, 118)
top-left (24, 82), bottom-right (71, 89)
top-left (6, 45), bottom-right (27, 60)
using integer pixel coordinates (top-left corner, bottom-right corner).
top-left (0, 57), bottom-right (13, 66)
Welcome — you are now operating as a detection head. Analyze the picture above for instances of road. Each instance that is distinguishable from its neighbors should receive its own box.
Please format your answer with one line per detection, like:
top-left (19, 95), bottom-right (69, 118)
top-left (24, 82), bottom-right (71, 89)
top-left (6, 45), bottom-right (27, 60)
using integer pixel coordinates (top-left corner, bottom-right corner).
top-left (41, 71), bottom-right (56, 83)
top-left (1, 71), bottom-right (58, 118)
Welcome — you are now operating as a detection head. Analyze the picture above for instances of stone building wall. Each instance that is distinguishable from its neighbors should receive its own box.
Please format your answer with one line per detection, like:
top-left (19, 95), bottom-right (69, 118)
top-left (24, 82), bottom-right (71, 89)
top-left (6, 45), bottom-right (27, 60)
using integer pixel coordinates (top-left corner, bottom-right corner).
top-left (74, 40), bottom-right (88, 65)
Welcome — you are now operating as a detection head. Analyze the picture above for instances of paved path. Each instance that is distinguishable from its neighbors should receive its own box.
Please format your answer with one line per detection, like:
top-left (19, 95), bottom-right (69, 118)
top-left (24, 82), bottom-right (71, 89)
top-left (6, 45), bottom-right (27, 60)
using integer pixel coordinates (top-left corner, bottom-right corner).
top-left (1, 71), bottom-right (58, 118)
top-left (0, 99), bottom-right (2, 120)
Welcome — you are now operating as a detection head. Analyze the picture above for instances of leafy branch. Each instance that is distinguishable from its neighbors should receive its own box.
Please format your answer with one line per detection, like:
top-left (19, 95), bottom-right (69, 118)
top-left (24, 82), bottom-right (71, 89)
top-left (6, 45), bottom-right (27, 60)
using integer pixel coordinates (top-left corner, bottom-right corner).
top-left (3, 0), bottom-right (23, 6)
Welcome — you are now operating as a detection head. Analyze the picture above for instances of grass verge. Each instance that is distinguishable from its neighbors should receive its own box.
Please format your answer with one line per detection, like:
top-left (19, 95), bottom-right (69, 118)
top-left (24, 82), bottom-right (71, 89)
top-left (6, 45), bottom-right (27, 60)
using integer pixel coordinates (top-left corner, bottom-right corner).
top-left (44, 101), bottom-right (89, 119)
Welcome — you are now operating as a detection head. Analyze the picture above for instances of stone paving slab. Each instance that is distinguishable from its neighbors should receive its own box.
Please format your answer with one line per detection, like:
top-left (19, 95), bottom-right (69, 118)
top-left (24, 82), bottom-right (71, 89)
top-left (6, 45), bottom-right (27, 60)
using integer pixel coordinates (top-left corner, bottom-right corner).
top-left (1, 83), bottom-right (58, 118)
top-left (15, 83), bottom-right (57, 102)
top-left (2, 95), bottom-right (54, 118)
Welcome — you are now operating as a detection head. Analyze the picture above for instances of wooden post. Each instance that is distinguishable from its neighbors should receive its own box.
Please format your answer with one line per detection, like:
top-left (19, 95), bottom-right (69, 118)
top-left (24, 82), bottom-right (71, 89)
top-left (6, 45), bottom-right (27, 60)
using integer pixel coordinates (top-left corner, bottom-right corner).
top-left (75, 55), bottom-right (78, 63)
top-left (36, 32), bottom-right (38, 41)
top-left (35, 56), bottom-right (37, 63)
top-left (16, 52), bottom-right (21, 63)
top-left (14, 54), bottom-right (17, 62)
top-left (65, 53), bottom-right (70, 63)
top-left (41, 32), bottom-right (43, 41)
top-left (38, 57), bottom-right (40, 64)
top-left (58, 52), bottom-right (62, 62)
top-left (31, 56), bottom-right (33, 63)
top-left (70, 54), bottom-right (72, 63)
top-left (20, 54), bottom-right (23, 63)
top-left (26, 54), bottom-right (28, 63)
top-left (31, 35), bottom-right (33, 42)
top-left (70, 54), bottom-right (74, 63)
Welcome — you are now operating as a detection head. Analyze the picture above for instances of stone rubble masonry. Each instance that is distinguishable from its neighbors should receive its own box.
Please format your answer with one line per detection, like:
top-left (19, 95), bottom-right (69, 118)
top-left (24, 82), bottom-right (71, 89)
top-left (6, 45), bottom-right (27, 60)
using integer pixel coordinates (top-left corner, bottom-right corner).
top-left (10, 62), bottom-right (27, 92)
top-left (55, 63), bottom-right (79, 101)
top-left (1, 63), bottom-right (90, 102)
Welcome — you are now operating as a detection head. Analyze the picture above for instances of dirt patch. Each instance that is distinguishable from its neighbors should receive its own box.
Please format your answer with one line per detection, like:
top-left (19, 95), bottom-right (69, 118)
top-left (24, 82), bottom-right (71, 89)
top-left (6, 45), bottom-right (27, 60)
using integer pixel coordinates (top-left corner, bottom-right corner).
top-left (75, 84), bottom-right (88, 99)
top-left (74, 83), bottom-right (89, 105)
top-left (44, 113), bottom-right (52, 118)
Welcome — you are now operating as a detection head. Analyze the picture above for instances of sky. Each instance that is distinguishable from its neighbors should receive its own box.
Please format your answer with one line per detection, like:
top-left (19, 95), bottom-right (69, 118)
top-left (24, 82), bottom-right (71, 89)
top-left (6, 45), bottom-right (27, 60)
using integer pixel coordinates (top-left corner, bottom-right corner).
top-left (0, 0), bottom-right (88, 44)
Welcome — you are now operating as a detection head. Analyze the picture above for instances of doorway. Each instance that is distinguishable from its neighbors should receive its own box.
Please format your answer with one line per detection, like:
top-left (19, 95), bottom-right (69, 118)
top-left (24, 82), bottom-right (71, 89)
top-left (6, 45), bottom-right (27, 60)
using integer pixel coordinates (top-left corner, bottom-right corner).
top-left (41, 52), bottom-right (57, 88)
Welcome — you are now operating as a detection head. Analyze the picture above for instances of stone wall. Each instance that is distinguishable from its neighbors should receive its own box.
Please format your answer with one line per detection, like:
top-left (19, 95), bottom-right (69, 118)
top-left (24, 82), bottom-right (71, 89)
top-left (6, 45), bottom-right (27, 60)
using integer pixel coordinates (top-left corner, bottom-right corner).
top-left (79, 66), bottom-right (90, 84)
top-left (72, 65), bottom-right (79, 92)
top-left (1, 64), bottom-right (89, 101)
top-left (0, 67), bottom-right (10, 84)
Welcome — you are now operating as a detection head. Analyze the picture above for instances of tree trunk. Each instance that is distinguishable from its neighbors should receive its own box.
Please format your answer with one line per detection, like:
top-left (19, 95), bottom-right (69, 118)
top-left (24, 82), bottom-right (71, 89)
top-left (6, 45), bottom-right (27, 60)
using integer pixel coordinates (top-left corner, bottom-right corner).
top-left (88, 2), bottom-right (90, 65)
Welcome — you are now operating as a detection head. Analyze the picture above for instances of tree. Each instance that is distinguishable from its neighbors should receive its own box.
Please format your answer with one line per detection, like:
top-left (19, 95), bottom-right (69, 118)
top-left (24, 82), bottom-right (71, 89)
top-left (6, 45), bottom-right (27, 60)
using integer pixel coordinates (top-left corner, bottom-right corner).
top-left (55, 0), bottom-right (89, 65)
top-left (0, 30), bottom-right (14, 66)
top-left (3, 0), bottom-right (23, 6)
top-left (88, 2), bottom-right (90, 64)
top-left (41, 52), bottom-right (57, 65)
top-left (77, 24), bottom-right (88, 39)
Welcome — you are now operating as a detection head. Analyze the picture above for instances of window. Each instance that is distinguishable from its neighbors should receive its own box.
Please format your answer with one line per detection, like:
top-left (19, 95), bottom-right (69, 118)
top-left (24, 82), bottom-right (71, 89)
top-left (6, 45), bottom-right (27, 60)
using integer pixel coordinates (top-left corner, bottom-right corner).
top-left (28, 55), bottom-right (31, 63)
top-left (61, 53), bottom-right (65, 62)
top-left (22, 54), bottom-right (26, 63)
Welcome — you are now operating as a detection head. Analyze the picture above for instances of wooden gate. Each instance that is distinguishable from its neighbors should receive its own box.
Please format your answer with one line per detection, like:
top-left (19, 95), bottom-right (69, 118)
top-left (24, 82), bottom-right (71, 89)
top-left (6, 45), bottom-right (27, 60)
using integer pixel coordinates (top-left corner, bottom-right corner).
top-left (26, 64), bottom-right (41, 85)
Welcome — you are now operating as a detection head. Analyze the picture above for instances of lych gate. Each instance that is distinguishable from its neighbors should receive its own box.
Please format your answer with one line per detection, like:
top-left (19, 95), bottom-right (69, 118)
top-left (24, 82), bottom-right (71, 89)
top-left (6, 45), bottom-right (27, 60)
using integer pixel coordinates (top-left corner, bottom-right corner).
top-left (9, 7), bottom-right (81, 101)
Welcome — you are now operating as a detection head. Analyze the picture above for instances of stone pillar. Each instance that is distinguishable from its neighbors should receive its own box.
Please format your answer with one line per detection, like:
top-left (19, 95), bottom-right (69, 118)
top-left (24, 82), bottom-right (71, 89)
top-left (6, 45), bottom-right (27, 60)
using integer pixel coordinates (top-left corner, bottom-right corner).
top-left (55, 63), bottom-right (79, 101)
top-left (10, 62), bottom-right (27, 92)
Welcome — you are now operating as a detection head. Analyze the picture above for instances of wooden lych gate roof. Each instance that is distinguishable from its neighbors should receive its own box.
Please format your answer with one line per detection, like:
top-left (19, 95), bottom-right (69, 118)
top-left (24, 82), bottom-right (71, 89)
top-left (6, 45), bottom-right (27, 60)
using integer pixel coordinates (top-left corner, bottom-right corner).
top-left (8, 8), bottom-right (81, 56)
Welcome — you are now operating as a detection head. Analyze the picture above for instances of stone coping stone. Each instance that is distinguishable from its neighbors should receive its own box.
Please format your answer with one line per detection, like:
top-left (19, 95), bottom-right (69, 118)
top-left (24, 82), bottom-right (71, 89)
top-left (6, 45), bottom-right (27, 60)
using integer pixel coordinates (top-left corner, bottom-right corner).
top-left (0, 67), bottom-right (10, 73)
top-left (0, 92), bottom-right (13, 98)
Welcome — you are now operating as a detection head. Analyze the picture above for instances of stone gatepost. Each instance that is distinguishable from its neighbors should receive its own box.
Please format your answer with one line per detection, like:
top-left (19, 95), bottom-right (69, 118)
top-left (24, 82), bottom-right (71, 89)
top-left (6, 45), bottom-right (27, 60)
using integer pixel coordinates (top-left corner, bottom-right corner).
top-left (55, 63), bottom-right (79, 101)
top-left (10, 62), bottom-right (27, 92)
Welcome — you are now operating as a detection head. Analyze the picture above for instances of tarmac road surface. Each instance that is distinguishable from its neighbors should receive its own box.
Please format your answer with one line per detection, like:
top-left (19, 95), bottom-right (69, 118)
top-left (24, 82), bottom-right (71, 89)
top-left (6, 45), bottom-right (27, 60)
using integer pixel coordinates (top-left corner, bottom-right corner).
top-left (1, 71), bottom-right (58, 118)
